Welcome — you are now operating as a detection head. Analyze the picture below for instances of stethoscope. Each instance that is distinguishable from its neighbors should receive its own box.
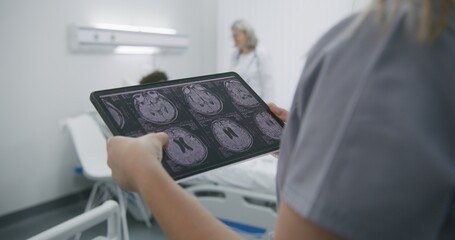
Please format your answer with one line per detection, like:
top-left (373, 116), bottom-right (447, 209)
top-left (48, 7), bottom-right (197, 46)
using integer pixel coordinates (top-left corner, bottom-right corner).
top-left (234, 50), bottom-right (261, 83)
top-left (235, 50), bottom-right (260, 70)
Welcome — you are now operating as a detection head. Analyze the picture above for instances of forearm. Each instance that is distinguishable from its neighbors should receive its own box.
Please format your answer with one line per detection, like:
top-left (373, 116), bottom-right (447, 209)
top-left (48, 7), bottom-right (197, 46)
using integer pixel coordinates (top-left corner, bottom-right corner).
top-left (137, 167), bottom-right (243, 240)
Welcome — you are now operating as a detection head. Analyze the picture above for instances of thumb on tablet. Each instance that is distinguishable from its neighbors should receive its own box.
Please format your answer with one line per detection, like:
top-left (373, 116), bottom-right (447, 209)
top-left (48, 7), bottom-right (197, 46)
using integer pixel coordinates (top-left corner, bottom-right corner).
top-left (268, 102), bottom-right (288, 123)
top-left (143, 132), bottom-right (169, 147)
top-left (154, 132), bottom-right (169, 146)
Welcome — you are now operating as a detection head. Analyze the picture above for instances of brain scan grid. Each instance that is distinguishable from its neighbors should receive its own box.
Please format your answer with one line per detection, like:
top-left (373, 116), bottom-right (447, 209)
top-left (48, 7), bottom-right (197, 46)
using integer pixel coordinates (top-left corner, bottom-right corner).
top-left (183, 84), bottom-right (223, 115)
top-left (224, 80), bottom-right (259, 107)
top-left (97, 76), bottom-right (282, 176)
top-left (212, 118), bottom-right (253, 152)
top-left (165, 127), bottom-right (208, 166)
top-left (105, 101), bottom-right (125, 128)
top-left (134, 91), bottom-right (177, 124)
top-left (255, 111), bottom-right (283, 140)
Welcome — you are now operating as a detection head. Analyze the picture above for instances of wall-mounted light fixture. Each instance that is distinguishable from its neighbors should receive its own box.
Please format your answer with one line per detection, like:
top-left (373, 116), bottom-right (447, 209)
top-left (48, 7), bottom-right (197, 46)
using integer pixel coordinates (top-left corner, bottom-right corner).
top-left (114, 46), bottom-right (161, 55)
top-left (94, 23), bottom-right (177, 35)
top-left (68, 23), bottom-right (188, 54)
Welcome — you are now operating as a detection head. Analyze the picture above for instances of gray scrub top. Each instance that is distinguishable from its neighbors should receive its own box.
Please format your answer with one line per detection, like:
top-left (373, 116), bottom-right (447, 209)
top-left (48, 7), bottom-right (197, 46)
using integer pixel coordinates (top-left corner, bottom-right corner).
top-left (276, 7), bottom-right (455, 240)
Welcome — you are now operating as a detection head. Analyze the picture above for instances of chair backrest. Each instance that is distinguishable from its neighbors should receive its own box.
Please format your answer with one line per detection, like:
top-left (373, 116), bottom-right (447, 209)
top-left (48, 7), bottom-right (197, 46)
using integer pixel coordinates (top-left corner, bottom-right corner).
top-left (65, 114), bottom-right (111, 181)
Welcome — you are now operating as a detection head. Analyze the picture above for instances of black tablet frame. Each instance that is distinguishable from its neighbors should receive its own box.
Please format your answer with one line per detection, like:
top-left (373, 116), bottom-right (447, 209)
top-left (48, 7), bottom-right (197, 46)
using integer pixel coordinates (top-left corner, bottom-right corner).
top-left (90, 72), bottom-right (284, 181)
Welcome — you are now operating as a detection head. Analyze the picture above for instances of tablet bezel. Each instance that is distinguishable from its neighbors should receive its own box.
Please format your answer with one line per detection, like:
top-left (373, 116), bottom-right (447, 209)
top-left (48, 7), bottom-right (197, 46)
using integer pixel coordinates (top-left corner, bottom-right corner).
top-left (90, 71), bottom-right (284, 181)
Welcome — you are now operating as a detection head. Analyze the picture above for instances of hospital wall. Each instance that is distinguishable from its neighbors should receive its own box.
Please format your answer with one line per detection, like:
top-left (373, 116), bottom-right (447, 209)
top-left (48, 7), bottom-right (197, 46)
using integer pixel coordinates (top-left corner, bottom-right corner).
top-left (0, 0), bottom-right (217, 217)
top-left (216, 0), bottom-right (372, 109)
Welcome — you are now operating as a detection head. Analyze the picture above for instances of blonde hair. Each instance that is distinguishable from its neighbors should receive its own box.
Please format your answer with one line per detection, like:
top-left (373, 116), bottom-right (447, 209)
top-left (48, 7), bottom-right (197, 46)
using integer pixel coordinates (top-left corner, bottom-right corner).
top-left (371, 0), bottom-right (455, 41)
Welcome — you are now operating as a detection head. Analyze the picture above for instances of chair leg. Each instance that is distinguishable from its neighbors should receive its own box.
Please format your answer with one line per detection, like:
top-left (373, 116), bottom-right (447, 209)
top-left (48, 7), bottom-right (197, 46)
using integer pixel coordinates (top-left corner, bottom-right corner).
top-left (74, 181), bottom-right (101, 240)
top-left (101, 183), bottom-right (111, 202)
top-left (134, 193), bottom-right (152, 228)
top-left (116, 186), bottom-right (130, 240)
top-left (85, 181), bottom-right (101, 211)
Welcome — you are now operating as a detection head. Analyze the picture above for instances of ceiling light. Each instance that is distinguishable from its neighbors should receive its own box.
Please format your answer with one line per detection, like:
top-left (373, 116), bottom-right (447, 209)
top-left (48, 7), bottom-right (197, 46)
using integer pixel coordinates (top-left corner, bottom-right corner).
top-left (95, 23), bottom-right (177, 35)
top-left (114, 46), bottom-right (161, 55)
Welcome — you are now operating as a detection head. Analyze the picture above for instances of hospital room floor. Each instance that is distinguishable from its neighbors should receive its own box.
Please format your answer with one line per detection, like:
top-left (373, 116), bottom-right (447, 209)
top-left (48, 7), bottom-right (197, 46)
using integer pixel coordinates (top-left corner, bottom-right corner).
top-left (0, 191), bottom-right (166, 240)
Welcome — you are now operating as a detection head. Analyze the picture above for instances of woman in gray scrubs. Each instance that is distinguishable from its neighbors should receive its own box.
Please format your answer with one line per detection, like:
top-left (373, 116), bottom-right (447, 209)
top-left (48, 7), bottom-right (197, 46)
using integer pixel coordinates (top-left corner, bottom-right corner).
top-left (106, 1), bottom-right (455, 239)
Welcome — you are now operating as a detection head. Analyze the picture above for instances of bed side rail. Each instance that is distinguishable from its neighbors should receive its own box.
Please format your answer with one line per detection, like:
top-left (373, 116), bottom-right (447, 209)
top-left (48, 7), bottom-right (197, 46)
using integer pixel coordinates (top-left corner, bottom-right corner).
top-left (186, 184), bottom-right (277, 238)
top-left (27, 200), bottom-right (121, 240)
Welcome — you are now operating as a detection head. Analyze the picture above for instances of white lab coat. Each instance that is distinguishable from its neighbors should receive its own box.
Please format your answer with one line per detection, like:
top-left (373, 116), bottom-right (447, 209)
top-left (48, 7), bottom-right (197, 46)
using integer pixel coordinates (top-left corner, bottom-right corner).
top-left (230, 49), bottom-right (273, 102)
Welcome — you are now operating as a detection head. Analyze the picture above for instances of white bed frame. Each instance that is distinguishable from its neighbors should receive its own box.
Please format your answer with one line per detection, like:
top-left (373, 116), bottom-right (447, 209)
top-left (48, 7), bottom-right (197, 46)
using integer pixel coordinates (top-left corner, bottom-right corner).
top-left (28, 200), bottom-right (121, 240)
top-left (185, 184), bottom-right (277, 239)
top-left (85, 112), bottom-right (278, 238)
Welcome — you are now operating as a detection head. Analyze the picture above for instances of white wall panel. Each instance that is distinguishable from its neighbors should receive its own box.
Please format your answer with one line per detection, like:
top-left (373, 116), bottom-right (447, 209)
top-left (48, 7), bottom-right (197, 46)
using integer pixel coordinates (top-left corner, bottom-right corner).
top-left (0, 0), bottom-right (217, 217)
top-left (217, 0), bottom-right (372, 109)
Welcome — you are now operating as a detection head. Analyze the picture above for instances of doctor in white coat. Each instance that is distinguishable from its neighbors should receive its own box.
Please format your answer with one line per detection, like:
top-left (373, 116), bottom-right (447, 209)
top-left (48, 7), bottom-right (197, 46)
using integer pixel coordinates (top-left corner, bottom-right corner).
top-left (230, 19), bottom-right (273, 102)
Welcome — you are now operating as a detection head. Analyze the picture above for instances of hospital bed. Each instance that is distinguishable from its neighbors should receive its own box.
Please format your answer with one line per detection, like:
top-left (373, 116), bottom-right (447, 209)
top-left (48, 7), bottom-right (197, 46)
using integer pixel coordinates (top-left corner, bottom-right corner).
top-left (76, 112), bottom-right (279, 239)
top-left (185, 155), bottom-right (277, 195)
top-left (180, 152), bottom-right (278, 238)
top-left (28, 200), bottom-right (121, 240)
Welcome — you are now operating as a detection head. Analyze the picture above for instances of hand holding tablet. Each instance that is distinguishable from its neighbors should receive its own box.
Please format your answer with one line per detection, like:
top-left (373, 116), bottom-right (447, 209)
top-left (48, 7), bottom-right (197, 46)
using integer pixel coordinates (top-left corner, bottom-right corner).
top-left (106, 133), bottom-right (169, 192)
top-left (91, 72), bottom-right (284, 181)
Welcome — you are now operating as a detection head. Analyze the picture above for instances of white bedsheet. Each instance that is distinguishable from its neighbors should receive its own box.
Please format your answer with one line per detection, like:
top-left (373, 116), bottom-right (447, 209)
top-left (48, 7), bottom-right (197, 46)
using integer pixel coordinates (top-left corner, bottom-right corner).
top-left (184, 155), bottom-right (278, 195)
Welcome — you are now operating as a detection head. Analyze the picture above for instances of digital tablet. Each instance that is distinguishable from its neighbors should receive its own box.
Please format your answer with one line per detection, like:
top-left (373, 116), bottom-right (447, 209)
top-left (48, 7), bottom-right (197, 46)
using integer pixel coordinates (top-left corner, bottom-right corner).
top-left (90, 72), bottom-right (284, 181)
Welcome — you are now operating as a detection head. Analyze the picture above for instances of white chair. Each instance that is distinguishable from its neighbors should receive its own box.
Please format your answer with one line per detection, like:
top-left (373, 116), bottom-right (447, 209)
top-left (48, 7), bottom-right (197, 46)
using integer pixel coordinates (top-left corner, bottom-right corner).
top-left (28, 200), bottom-right (121, 240)
top-left (64, 113), bottom-right (152, 240)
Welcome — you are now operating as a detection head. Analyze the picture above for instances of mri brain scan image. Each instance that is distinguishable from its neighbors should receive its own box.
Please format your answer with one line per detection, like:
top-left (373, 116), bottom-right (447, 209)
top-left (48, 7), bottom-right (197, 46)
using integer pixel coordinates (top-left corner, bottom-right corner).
top-left (224, 80), bottom-right (259, 107)
top-left (182, 84), bottom-right (223, 115)
top-left (165, 127), bottom-right (208, 166)
top-left (133, 91), bottom-right (177, 124)
top-left (255, 111), bottom-right (282, 140)
top-left (105, 101), bottom-right (125, 128)
top-left (212, 118), bottom-right (253, 152)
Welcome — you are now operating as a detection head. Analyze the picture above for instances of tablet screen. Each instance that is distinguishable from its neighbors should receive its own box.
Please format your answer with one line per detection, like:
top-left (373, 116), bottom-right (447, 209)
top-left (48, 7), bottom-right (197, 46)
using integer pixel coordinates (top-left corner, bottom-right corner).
top-left (90, 72), bottom-right (283, 180)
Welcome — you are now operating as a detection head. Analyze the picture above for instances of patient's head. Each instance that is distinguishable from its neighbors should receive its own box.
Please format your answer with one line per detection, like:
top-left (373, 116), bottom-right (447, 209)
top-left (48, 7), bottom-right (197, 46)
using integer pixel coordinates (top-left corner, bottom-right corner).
top-left (140, 70), bottom-right (168, 85)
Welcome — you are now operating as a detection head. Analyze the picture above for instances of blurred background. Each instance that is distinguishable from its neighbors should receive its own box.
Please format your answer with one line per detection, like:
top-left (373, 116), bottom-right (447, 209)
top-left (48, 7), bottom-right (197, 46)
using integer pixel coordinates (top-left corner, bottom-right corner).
top-left (0, 0), bottom-right (370, 238)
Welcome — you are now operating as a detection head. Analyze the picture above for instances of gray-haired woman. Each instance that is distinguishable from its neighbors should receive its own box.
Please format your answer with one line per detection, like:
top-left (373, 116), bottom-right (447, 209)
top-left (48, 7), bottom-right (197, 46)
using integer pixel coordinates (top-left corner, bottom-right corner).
top-left (231, 19), bottom-right (273, 101)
